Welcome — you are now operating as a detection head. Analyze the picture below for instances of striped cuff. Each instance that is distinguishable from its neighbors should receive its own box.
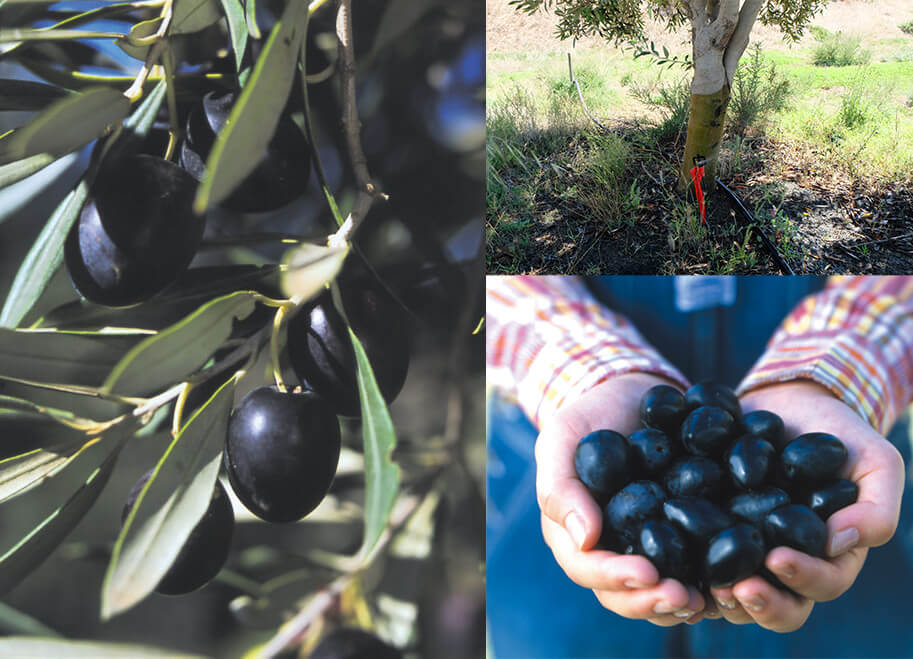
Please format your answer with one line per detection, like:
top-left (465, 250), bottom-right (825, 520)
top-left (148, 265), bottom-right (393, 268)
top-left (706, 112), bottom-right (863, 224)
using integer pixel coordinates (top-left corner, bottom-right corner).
top-left (487, 276), bottom-right (689, 428)
top-left (738, 277), bottom-right (913, 435)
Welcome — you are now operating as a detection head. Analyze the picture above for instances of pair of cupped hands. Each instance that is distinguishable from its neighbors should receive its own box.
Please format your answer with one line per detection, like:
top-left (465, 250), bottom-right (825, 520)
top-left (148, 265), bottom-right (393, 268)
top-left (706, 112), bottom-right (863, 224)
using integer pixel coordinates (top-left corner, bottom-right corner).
top-left (535, 373), bottom-right (905, 632)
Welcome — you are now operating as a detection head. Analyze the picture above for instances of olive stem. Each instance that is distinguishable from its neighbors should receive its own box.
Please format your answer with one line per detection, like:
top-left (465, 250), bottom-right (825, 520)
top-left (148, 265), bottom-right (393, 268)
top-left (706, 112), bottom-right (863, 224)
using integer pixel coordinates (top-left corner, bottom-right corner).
top-left (326, 0), bottom-right (387, 248)
top-left (171, 382), bottom-right (191, 435)
top-left (123, 0), bottom-right (174, 102)
top-left (270, 305), bottom-right (291, 392)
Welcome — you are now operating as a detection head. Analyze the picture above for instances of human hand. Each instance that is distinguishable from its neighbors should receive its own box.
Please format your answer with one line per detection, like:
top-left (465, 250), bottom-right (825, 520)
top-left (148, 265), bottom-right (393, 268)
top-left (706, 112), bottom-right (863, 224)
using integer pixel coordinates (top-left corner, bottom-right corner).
top-left (710, 380), bottom-right (905, 632)
top-left (535, 373), bottom-right (716, 626)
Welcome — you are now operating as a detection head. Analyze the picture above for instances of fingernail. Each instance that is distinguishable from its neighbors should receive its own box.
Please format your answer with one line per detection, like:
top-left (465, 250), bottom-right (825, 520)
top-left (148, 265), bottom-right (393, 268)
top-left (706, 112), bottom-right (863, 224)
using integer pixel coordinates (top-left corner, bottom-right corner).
top-left (623, 579), bottom-right (653, 589)
top-left (565, 511), bottom-right (586, 549)
top-left (653, 601), bottom-right (677, 614)
top-left (673, 609), bottom-right (695, 619)
top-left (772, 563), bottom-right (796, 580)
top-left (717, 598), bottom-right (737, 610)
top-left (743, 597), bottom-right (765, 612)
top-left (829, 527), bottom-right (859, 557)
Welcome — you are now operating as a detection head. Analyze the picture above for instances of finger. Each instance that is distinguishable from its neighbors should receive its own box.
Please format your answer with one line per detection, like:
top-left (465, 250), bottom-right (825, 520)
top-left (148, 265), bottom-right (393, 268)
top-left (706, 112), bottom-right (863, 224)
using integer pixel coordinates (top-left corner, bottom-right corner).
top-left (732, 577), bottom-right (814, 633)
top-left (831, 442), bottom-right (904, 554)
top-left (542, 515), bottom-right (660, 591)
top-left (765, 545), bottom-right (867, 601)
top-left (534, 421), bottom-right (603, 549)
top-left (709, 586), bottom-right (754, 625)
top-left (593, 579), bottom-right (701, 620)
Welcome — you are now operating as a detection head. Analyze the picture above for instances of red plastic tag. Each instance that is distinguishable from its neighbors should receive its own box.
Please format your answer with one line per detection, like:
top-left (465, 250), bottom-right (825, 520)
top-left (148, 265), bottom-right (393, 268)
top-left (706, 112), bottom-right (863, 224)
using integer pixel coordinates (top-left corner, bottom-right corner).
top-left (689, 165), bottom-right (706, 226)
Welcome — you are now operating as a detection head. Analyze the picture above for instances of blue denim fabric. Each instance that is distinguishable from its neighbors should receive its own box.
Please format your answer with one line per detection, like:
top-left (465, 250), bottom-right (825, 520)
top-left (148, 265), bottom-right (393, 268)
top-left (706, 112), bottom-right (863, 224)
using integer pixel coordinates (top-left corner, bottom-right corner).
top-left (487, 276), bottom-right (913, 658)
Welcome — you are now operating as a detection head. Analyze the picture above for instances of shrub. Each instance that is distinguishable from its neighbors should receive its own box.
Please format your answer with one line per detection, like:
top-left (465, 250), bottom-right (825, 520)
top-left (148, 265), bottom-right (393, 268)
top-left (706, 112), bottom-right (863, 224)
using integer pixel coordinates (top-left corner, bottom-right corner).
top-left (900, 20), bottom-right (913, 35)
top-left (624, 74), bottom-right (691, 143)
top-left (729, 45), bottom-right (792, 136)
top-left (811, 27), bottom-right (871, 67)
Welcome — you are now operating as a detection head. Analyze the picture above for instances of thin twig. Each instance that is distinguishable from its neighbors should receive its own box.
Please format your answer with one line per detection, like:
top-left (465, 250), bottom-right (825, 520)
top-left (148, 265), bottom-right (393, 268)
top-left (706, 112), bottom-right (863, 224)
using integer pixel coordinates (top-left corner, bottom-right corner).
top-left (327, 0), bottom-right (387, 248)
top-left (840, 232), bottom-right (913, 249)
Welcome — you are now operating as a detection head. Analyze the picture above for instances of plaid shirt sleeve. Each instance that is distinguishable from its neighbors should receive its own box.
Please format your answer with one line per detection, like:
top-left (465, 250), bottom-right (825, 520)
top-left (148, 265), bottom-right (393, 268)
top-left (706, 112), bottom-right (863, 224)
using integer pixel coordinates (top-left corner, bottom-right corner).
top-left (486, 275), bottom-right (689, 429)
top-left (737, 276), bottom-right (913, 435)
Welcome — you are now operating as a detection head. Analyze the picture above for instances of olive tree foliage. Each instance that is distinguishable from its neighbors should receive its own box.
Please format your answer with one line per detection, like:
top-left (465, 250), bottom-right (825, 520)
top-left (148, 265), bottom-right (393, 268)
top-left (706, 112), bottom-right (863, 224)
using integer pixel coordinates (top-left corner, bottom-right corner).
top-left (512, 0), bottom-right (827, 183)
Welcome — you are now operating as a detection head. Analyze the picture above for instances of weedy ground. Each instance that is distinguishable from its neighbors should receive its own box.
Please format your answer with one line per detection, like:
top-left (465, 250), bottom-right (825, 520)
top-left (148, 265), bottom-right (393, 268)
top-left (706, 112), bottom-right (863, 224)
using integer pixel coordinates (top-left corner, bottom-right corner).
top-left (486, 0), bottom-right (913, 274)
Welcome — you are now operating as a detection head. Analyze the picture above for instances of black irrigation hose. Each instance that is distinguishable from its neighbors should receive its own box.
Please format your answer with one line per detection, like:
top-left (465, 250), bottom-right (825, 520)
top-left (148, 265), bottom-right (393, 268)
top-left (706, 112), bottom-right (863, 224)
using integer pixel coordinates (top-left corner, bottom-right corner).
top-left (716, 178), bottom-right (795, 275)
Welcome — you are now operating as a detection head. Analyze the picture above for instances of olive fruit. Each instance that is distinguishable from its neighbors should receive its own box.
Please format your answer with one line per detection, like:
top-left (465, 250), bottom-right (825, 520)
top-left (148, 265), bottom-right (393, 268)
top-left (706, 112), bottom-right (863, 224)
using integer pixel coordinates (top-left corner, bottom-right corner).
top-left (808, 479), bottom-right (858, 520)
top-left (664, 457), bottom-right (725, 499)
top-left (309, 627), bottom-right (402, 659)
top-left (122, 471), bottom-right (234, 595)
top-left (180, 91), bottom-right (311, 212)
top-left (64, 155), bottom-right (205, 306)
top-left (639, 519), bottom-right (691, 582)
top-left (287, 286), bottom-right (410, 417)
top-left (704, 524), bottom-right (765, 588)
top-left (742, 410), bottom-right (786, 450)
top-left (780, 433), bottom-right (848, 486)
top-left (605, 481), bottom-right (666, 544)
top-left (627, 428), bottom-right (677, 477)
top-left (680, 406), bottom-right (735, 457)
top-left (727, 437), bottom-right (775, 490)
top-left (225, 386), bottom-right (340, 523)
top-left (663, 498), bottom-right (734, 544)
top-left (684, 381), bottom-right (741, 420)
top-left (639, 385), bottom-right (687, 436)
top-left (729, 487), bottom-right (790, 526)
top-left (764, 504), bottom-right (828, 558)
top-left (574, 430), bottom-right (631, 501)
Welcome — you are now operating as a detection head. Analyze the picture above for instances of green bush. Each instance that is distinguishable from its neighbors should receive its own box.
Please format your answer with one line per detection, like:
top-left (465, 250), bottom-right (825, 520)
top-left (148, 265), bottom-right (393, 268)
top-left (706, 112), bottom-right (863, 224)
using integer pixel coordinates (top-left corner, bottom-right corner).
top-left (624, 74), bottom-right (691, 142)
top-left (838, 86), bottom-right (872, 129)
top-left (729, 45), bottom-right (791, 136)
top-left (900, 20), bottom-right (913, 35)
top-left (811, 27), bottom-right (871, 67)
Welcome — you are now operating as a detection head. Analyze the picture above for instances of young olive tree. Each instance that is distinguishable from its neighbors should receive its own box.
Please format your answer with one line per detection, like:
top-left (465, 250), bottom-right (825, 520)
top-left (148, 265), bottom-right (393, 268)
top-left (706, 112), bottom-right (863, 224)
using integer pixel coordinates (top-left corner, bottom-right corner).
top-left (512, 0), bottom-right (826, 187)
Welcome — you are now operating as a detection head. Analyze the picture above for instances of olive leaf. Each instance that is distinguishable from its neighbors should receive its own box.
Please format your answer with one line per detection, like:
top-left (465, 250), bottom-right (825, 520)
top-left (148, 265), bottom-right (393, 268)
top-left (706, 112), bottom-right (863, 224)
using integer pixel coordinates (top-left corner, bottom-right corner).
top-left (0, 153), bottom-right (58, 190)
top-left (0, 431), bottom-right (91, 503)
top-left (0, 78), bottom-right (68, 111)
top-left (170, 0), bottom-right (223, 35)
top-left (100, 375), bottom-right (237, 620)
top-left (280, 243), bottom-right (348, 303)
top-left (0, 81), bottom-right (167, 330)
top-left (0, 153), bottom-right (77, 226)
top-left (0, 329), bottom-right (138, 386)
top-left (0, 602), bottom-right (60, 638)
top-left (351, 329), bottom-right (401, 558)
top-left (193, 0), bottom-right (310, 213)
top-left (116, 18), bottom-right (161, 60)
top-left (244, 0), bottom-right (260, 39)
top-left (0, 87), bottom-right (129, 165)
top-left (219, 0), bottom-right (248, 69)
top-left (0, 378), bottom-right (128, 424)
top-left (103, 291), bottom-right (258, 396)
top-left (0, 423), bottom-right (131, 595)
top-left (0, 638), bottom-right (202, 658)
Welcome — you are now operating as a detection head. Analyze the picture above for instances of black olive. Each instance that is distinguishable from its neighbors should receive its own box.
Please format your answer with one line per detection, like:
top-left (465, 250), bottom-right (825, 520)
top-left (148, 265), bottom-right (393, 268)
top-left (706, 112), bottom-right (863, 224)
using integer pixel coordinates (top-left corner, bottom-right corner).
top-left (764, 504), bottom-right (828, 558)
top-left (684, 381), bottom-right (742, 420)
top-left (663, 497), bottom-right (734, 544)
top-left (780, 433), bottom-right (848, 486)
top-left (627, 428), bottom-right (677, 477)
top-left (729, 487), bottom-right (790, 526)
top-left (727, 437), bottom-right (775, 490)
top-left (680, 406), bottom-right (736, 457)
top-left (704, 524), bottom-right (766, 588)
top-left (639, 385), bottom-right (688, 436)
top-left (639, 519), bottom-right (691, 582)
top-left (605, 481), bottom-right (666, 545)
top-left (808, 479), bottom-right (858, 520)
top-left (742, 410), bottom-right (786, 450)
top-left (574, 430), bottom-right (632, 502)
top-left (664, 456), bottom-right (726, 499)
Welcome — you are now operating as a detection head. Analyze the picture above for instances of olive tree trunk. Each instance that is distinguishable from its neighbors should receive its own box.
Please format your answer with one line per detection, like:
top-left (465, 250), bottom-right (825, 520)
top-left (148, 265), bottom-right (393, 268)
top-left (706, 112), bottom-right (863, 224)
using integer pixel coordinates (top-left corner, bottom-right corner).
top-left (678, 0), bottom-right (763, 191)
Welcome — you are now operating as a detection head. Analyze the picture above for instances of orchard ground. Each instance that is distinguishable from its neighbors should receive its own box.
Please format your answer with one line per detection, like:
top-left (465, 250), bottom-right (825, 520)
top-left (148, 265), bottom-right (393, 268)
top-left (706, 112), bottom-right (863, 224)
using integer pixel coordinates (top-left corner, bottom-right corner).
top-left (487, 0), bottom-right (913, 274)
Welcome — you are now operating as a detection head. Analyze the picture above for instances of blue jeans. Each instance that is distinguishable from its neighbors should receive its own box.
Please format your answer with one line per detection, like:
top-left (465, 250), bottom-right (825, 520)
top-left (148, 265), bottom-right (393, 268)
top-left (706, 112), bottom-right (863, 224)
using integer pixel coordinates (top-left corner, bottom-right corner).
top-left (487, 277), bottom-right (913, 658)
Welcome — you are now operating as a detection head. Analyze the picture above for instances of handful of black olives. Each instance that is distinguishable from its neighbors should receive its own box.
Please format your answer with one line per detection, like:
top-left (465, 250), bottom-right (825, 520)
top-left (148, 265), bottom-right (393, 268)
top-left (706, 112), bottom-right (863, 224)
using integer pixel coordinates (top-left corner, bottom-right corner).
top-left (574, 382), bottom-right (858, 591)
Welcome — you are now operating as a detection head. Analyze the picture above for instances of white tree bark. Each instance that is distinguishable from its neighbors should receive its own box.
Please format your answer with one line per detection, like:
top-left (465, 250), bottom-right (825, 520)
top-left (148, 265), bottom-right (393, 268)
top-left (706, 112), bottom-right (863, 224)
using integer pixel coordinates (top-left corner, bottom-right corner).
top-left (688, 0), bottom-right (762, 94)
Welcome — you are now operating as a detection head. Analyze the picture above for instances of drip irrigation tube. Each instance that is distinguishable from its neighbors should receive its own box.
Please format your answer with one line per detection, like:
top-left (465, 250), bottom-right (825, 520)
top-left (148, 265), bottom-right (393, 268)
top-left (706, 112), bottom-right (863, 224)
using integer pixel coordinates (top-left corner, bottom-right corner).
top-left (716, 178), bottom-right (795, 275)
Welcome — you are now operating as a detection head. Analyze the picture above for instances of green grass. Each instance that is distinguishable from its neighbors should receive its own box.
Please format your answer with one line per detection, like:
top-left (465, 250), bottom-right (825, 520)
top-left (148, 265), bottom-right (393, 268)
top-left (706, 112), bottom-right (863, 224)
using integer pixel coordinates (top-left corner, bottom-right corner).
top-left (810, 27), bottom-right (871, 67)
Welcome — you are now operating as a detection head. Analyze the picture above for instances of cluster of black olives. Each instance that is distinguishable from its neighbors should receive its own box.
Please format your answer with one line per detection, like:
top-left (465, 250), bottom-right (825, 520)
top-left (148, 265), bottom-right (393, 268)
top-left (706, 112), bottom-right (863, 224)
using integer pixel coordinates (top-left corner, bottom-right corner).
top-left (121, 281), bottom-right (410, 596)
top-left (574, 382), bottom-right (858, 591)
top-left (65, 91), bottom-right (310, 308)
